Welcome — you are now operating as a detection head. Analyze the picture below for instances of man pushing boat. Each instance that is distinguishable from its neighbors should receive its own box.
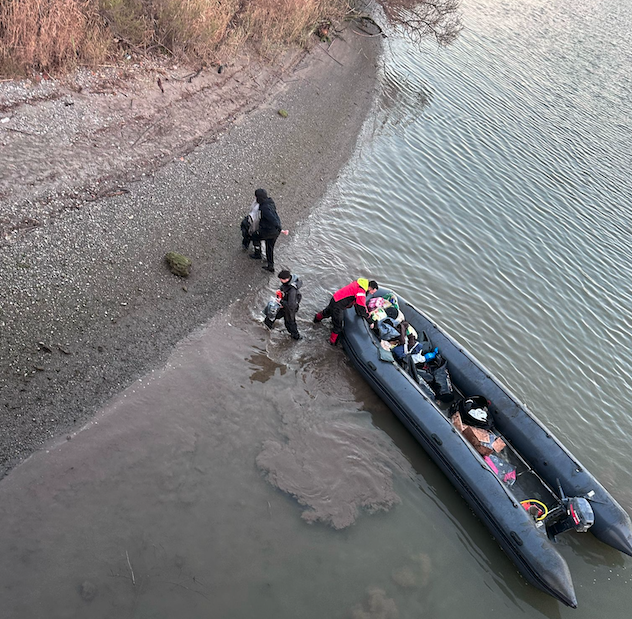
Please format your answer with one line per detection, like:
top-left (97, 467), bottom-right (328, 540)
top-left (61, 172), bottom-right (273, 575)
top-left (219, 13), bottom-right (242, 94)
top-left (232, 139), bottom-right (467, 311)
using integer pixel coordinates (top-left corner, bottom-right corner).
top-left (313, 278), bottom-right (378, 345)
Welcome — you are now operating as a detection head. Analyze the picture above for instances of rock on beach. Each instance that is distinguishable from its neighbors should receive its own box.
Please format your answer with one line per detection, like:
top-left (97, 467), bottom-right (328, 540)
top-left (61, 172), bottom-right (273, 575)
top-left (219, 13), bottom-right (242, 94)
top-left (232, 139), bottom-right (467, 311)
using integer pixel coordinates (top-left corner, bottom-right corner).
top-left (165, 251), bottom-right (192, 277)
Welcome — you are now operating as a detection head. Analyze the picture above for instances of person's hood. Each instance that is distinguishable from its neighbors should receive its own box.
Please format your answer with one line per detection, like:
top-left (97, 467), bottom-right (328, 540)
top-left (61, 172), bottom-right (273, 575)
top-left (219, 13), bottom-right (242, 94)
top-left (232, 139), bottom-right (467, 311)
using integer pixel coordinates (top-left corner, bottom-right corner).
top-left (289, 274), bottom-right (302, 289)
top-left (357, 278), bottom-right (369, 291)
top-left (255, 188), bottom-right (268, 203)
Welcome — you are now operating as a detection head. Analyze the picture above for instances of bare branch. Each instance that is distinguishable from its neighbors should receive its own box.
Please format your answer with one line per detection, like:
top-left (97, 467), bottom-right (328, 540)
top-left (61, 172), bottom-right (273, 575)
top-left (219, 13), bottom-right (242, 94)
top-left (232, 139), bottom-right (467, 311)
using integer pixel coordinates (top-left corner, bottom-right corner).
top-left (377, 0), bottom-right (463, 46)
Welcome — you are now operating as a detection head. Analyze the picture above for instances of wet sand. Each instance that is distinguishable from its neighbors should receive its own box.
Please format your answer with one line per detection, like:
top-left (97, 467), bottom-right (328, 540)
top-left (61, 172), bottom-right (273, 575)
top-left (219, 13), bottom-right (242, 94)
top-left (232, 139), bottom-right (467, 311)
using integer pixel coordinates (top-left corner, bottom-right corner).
top-left (0, 29), bottom-right (381, 478)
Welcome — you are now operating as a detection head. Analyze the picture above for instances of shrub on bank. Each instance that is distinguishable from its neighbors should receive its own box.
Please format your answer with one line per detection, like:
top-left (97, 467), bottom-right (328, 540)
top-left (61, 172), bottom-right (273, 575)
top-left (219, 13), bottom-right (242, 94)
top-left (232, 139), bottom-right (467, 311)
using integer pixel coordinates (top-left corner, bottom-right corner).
top-left (99, 0), bottom-right (240, 54)
top-left (0, 0), bottom-right (462, 76)
top-left (0, 0), bottom-right (108, 73)
top-left (0, 0), bottom-right (349, 75)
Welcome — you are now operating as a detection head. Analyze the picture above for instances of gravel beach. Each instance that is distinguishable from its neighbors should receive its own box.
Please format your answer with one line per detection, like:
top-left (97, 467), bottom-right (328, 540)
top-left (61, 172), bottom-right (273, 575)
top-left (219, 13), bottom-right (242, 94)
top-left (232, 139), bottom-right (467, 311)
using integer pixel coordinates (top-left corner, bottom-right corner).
top-left (0, 27), bottom-right (381, 478)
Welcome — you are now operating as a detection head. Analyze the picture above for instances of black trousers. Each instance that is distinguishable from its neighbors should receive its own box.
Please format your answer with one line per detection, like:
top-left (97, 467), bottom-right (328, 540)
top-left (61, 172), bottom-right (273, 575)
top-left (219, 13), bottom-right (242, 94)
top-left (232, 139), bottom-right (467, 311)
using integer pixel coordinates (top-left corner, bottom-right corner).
top-left (320, 297), bottom-right (347, 334)
top-left (251, 232), bottom-right (279, 266)
top-left (275, 307), bottom-right (300, 338)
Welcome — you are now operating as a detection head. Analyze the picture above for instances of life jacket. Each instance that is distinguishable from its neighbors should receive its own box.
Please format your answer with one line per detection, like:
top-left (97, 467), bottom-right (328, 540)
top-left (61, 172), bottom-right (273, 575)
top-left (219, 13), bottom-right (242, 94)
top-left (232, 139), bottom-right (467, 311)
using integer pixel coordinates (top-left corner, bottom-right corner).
top-left (281, 275), bottom-right (303, 308)
top-left (332, 279), bottom-right (368, 309)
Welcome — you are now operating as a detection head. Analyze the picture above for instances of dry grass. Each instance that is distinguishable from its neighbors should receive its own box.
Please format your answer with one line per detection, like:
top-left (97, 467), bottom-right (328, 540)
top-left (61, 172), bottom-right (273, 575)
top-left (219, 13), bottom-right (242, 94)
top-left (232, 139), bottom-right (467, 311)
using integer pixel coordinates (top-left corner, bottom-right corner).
top-left (0, 0), bottom-right (462, 76)
top-left (1, 0), bottom-right (346, 75)
top-left (155, 0), bottom-right (239, 56)
top-left (241, 0), bottom-right (347, 52)
top-left (0, 0), bottom-right (109, 73)
top-left (99, 0), bottom-right (241, 55)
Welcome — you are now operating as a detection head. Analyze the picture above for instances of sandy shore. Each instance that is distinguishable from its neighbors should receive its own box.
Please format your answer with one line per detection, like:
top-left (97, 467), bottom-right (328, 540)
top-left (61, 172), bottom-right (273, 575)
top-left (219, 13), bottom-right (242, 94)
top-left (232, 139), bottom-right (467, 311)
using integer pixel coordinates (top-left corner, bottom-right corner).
top-left (0, 28), bottom-right (381, 478)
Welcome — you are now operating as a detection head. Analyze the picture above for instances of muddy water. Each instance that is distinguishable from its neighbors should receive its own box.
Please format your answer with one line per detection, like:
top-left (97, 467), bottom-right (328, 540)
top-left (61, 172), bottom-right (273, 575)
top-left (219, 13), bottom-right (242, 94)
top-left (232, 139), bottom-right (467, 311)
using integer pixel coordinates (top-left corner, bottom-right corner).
top-left (0, 304), bottom-right (429, 618)
top-left (0, 283), bottom-right (592, 619)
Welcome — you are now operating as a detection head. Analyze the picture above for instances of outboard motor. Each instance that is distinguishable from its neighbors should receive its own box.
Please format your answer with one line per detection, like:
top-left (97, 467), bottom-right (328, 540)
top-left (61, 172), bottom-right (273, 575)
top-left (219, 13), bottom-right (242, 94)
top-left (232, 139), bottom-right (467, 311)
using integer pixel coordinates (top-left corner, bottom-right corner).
top-left (545, 481), bottom-right (595, 540)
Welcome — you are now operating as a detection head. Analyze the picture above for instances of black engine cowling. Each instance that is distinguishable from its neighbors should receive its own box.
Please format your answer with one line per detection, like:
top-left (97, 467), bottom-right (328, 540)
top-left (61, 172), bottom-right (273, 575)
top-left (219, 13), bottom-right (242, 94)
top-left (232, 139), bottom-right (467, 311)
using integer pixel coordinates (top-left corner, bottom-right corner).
top-left (546, 495), bottom-right (595, 539)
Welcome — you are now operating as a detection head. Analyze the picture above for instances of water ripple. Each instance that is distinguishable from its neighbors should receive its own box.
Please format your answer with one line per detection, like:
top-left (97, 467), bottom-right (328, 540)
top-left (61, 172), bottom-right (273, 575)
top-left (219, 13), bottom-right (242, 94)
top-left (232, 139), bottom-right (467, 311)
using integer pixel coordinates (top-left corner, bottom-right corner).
top-left (296, 0), bottom-right (632, 500)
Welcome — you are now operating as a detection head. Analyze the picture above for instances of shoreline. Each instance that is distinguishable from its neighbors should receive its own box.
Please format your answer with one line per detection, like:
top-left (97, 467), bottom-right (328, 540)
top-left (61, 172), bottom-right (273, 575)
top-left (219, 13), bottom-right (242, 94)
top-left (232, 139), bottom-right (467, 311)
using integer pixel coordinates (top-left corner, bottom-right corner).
top-left (0, 30), bottom-right (381, 479)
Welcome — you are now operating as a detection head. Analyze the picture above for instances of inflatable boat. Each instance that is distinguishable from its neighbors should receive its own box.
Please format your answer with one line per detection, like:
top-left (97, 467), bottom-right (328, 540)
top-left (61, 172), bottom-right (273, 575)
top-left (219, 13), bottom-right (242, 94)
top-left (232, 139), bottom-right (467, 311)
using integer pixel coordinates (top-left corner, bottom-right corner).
top-left (341, 289), bottom-right (632, 607)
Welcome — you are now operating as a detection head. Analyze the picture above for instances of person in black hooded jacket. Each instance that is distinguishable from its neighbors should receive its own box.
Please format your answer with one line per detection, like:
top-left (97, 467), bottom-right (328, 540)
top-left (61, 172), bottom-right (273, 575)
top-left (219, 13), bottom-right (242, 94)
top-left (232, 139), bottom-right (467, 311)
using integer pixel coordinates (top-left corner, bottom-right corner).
top-left (271, 269), bottom-right (303, 339)
top-left (249, 188), bottom-right (282, 272)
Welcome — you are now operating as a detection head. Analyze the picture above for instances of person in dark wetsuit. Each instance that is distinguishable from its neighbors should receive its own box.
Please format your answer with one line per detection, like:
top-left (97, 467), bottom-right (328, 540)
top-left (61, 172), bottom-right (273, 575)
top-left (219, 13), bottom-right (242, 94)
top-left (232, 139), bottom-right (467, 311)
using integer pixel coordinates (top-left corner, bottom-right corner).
top-left (314, 278), bottom-right (378, 345)
top-left (249, 188), bottom-right (282, 272)
top-left (272, 269), bottom-right (303, 340)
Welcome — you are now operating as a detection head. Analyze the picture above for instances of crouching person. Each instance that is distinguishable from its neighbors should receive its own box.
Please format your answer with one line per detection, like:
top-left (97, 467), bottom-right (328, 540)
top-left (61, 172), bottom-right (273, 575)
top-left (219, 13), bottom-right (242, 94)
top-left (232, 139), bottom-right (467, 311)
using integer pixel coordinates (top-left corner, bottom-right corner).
top-left (274, 269), bottom-right (303, 340)
top-left (240, 198), bottom-right (261, 253)
top-left (314, 278), bottom-right (378, 345)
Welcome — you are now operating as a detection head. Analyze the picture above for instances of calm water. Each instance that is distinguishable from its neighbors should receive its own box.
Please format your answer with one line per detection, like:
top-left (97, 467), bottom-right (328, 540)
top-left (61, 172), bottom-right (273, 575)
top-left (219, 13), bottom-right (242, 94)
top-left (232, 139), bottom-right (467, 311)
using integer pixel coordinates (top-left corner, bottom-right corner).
top-left (2, 0), bottom-right (632, 616)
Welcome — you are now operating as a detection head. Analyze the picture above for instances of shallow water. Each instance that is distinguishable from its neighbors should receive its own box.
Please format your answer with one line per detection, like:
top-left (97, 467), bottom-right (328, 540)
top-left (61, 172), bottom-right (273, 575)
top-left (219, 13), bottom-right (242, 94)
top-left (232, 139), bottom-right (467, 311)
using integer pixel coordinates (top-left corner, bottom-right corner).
top-left (2, 0), bottom-right (632, 616)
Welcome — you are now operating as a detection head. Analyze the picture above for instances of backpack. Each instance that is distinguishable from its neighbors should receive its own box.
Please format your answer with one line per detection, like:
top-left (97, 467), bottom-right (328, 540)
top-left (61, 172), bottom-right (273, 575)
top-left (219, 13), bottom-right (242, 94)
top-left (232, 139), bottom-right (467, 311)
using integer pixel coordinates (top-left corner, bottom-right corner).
top-left (450, 395), bottom-right (492, 429)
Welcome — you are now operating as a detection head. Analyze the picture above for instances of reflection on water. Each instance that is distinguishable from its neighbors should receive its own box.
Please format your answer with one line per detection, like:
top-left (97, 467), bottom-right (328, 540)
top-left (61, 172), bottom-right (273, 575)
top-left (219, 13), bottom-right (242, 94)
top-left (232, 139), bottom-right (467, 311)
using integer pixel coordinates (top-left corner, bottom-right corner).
top-left (383, 0), bottom-right (463, 47)
top-left (248, 348), bottom-right (287, 383)
top-left (375, 65), bottom-right (433, 133)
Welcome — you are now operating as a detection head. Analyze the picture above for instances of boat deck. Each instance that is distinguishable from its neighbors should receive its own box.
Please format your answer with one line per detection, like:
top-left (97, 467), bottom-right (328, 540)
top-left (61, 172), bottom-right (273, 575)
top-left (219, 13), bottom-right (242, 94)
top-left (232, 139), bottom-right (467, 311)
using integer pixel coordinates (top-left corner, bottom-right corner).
top-left (367, 306), bottom-right (560, 519)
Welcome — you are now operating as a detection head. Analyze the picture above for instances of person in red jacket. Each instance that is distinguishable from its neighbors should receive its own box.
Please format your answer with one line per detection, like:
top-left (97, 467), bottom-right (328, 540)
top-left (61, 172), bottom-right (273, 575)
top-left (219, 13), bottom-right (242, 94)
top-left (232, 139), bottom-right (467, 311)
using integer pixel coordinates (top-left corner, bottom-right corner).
top-left (314, 278), bottom-right (378, 345)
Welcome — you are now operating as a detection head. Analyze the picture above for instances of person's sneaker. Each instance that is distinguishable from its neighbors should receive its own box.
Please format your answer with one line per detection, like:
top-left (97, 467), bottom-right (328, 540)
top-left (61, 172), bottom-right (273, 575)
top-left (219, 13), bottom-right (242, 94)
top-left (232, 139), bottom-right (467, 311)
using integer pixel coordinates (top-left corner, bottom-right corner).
top-left (291, 334), bottom-right (302, 340)
top-left (313, 312), bottom-right (324, 323)
top-left (262, 265), bottom-right (274, 272)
